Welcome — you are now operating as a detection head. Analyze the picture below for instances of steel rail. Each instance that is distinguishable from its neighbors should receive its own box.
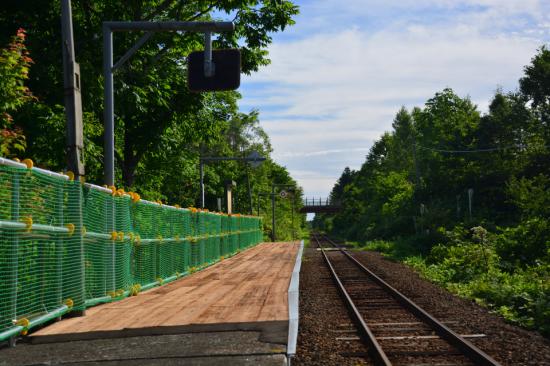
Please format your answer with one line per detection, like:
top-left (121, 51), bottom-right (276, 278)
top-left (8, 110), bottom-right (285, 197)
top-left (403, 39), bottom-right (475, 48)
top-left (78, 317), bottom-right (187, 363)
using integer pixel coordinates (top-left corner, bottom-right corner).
top-left (314, 233), bottom-right (502, 366)
top-left (314, 234), bottom-right (392, 366)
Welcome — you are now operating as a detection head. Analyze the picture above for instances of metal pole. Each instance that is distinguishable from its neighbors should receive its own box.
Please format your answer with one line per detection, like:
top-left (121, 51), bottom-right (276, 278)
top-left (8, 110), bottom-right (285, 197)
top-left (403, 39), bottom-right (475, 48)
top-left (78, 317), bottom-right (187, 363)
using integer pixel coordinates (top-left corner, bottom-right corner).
top-left (271, 186), bottom-right (276, 242)
top-left (291, 196), bottom-right (295, 241)
top-left (9, 172), bottom-right (20, 347)
top-left (199, 159), bottom-right (204, 208)
top-left (257, 194), bottom-right (261, 216)
top-left (101, 22), bottom-right (235, 186)
top-left (103, 25), bottom-right (114, 186)
top-left (56, 179), bottom-right (64, 315)
top-left (204, 31), bottom-right (214, 77)
top-left (105, 21), bottom-right (234, 32)
top-left (62, 0), bottom-right (84, 178)
top-left (246, 168), bottom-right (253, 215)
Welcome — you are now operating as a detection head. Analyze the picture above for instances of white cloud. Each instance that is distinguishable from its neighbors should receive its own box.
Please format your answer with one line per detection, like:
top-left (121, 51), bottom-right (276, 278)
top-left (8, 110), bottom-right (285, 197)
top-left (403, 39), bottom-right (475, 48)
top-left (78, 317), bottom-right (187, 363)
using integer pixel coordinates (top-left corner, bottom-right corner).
top-left (274, 147), bottom-right (372, 158)
top-left (239, 1), bottom-right (550, 197)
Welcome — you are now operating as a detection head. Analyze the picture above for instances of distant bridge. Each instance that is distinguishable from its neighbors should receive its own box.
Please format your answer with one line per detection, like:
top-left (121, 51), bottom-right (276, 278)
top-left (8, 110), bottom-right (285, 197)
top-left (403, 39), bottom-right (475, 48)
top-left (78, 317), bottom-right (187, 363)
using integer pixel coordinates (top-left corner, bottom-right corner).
top-left (300, 197), bottom-right (342, 213)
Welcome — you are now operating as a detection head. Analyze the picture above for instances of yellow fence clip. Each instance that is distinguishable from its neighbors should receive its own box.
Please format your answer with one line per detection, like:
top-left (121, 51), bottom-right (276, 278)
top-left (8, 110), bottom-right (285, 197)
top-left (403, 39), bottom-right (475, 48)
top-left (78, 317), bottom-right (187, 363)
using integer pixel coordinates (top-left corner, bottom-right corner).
top-left (65, 298), bottom-right (74, 308)
top-left (110, 232), bottom-right (117, 241)
top-left (109, 185), bottom-right (116, 196)
top-left (22, 216), bottom-right (32, 232)
top-left (22, 158), bottom-right (33, 169)
top-left (81, 226), bottom-right (87, 236)
top-left (66, 171), bottom-right (75, 181)
top-left (157, 235), bottom-right (163, 243)
top-left (65, 223), bottom-right (75, 236)
top-left (156, 277), bottom-right (163, 285)
top-left (118, 232), bottom-right (125, 241)
top-left (14, 317), bottom-right (30, 336)
top-left (14, 318), bottom-right (30, 328)
top-left (130, 284), bottom-right (141, 296)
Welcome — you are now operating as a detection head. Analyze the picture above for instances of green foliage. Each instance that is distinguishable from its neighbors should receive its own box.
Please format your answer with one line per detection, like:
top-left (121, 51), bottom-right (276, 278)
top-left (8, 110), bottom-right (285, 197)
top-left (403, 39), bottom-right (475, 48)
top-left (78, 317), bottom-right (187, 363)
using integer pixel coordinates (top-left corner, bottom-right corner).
top-left (0, 1), bottom-right (299, 189)
top-left (314, 45), bottom-right (550, 336)
top-left (507, 175), bottom-right (550, 218)
top-left (496, 218), bottom-right (550, 268)
top-left (0, 1), bottom-right (303, 240)
top-left (0, 28), bottom-right (33, 156)
top-left (365, 233), bottom-right (550, 337)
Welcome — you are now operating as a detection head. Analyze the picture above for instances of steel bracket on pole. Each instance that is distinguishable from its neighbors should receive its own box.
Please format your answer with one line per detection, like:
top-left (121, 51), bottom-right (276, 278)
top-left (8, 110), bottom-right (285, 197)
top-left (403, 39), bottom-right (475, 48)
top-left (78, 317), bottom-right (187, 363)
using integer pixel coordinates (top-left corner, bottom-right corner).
top-left (102, 21), bottom-right (235, 186)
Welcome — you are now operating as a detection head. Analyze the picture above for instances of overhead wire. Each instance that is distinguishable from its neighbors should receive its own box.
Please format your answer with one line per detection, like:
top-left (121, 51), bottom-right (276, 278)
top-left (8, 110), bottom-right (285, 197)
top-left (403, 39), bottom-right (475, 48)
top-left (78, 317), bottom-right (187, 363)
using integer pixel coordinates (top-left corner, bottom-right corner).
top-left (415, 144), bottom-right (526, 154)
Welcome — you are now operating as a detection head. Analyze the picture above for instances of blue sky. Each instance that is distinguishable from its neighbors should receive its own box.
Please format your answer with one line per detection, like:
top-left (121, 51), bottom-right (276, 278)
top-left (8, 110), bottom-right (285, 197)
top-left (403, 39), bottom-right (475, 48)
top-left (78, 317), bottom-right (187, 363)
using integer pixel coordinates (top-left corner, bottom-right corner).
top-left (237, 0), bottom-right (550, 198)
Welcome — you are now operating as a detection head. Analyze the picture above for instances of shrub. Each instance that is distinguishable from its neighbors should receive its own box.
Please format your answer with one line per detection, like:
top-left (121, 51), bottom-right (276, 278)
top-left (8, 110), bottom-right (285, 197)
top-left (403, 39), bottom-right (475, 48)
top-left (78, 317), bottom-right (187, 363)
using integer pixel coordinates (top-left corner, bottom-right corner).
top-left (496, 218), bottom-right (550, 267)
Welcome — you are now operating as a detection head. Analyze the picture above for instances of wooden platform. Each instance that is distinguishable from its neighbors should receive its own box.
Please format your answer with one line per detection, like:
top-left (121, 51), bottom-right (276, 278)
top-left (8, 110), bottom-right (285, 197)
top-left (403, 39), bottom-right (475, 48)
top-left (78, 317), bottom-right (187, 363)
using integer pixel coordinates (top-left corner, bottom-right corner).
top-left (32, 242), bottom-right (300, 343)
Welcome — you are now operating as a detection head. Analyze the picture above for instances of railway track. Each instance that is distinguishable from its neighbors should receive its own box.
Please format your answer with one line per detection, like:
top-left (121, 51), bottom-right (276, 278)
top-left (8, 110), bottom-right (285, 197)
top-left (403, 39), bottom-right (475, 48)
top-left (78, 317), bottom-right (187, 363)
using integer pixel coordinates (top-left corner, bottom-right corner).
top-left (312, 233), bottom-right (501, 366)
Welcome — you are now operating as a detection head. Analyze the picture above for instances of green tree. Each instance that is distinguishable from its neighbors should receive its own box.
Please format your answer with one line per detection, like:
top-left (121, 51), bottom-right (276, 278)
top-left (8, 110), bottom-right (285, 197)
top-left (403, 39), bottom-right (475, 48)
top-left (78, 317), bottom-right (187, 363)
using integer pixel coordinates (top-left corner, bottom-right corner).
top-left (0, 28), bottom-right (33, 157)
top-left (0, 1), bottom-right (299, 187)
top-left (519, 46), bottom-right (550, 176)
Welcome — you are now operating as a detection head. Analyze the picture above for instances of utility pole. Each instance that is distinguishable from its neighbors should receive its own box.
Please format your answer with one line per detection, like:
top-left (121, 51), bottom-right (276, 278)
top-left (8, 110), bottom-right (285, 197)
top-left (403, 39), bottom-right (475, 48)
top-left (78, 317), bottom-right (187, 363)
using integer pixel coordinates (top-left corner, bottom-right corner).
top-left (271, 185), bottom-right (276, 241)
top-left (291, 194), bottom-right (295, 241)
top-left (61, 1), bottom-right (85, 317)
top-left (61, 0), bottom-right (84, 178)
top-left (246, 167), bottom-right (253, 215)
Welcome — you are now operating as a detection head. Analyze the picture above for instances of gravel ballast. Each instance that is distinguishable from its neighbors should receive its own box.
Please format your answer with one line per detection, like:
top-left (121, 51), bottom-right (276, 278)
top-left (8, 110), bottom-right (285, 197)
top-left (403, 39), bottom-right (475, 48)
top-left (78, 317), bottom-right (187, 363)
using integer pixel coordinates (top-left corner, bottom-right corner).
top-left (294, 244), bottom-right (550, 366)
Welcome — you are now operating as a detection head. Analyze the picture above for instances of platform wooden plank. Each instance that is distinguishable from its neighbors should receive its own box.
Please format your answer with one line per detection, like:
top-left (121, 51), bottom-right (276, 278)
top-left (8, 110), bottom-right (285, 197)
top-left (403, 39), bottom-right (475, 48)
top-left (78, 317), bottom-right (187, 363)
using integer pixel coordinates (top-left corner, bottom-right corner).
top-left (32, 242), bottom-right (299, 340)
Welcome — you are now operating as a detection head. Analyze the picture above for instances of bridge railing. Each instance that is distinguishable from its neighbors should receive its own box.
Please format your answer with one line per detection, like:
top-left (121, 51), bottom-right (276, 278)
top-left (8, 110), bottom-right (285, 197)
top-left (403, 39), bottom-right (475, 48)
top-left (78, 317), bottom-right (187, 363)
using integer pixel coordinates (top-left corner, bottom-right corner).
top-left (0, 157), bottom-right (263, 342)
top-left (303, 197), bottom-right (340, 207)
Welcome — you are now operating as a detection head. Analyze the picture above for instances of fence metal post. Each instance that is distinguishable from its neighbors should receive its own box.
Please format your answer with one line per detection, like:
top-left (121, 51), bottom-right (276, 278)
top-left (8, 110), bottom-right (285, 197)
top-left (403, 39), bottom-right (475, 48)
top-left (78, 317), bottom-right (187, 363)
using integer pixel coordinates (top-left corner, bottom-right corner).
top-left (102, 198), bottom-right (108, 296)
top-left (271, 187), bottom-right (276, 242)
top-left (199, 159), bottom-right (204, 208)
top-left (67, 180), bottom-right (86, 315)
top-left (56, 180), bottom-right (64, 316)
top-left (111, 197), bottom-right (116, 293)
top-left (78, 183), bottom-right (86, 314)
top-left (104, 191), bottom-right (115, 295)
top-left (9, 171), bottom-right (20, 346)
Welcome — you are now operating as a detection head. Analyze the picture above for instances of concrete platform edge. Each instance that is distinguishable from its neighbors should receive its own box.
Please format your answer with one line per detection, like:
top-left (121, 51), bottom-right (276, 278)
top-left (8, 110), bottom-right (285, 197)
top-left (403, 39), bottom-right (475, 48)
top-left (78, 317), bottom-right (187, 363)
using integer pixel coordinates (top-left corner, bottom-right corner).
top-left (287, 240), bottom-right (304, 362)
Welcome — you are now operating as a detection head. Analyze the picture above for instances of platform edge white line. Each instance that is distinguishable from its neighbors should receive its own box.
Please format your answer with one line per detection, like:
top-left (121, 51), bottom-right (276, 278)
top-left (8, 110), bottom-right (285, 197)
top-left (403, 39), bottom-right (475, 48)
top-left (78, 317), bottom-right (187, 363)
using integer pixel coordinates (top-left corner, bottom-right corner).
top-left (287, 240), bottom-right (304, 361)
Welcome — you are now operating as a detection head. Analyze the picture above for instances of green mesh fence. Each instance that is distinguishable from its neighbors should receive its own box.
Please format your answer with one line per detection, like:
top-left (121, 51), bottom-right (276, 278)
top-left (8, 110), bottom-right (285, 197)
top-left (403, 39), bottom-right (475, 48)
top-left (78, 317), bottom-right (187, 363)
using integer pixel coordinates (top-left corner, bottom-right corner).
top-left (0, 158), bottom-right (262, 341)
